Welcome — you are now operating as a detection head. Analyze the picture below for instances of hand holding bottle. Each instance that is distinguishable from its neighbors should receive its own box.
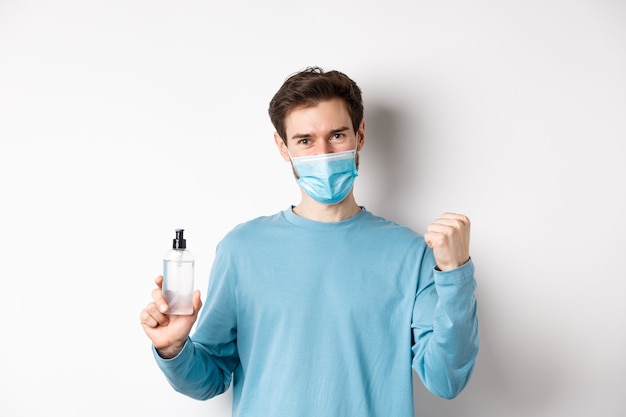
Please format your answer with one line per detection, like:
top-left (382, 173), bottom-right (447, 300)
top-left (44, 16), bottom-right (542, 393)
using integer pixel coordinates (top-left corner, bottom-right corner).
top-left (162, 229), bottom-right (195, 315)
top-left (140, 275), bottom-right (202, 359)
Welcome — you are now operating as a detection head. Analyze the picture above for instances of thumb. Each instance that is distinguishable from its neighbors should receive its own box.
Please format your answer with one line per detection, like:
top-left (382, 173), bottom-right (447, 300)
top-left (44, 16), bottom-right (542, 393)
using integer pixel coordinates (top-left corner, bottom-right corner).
top-left (192, 290), bottom-right (202, 315)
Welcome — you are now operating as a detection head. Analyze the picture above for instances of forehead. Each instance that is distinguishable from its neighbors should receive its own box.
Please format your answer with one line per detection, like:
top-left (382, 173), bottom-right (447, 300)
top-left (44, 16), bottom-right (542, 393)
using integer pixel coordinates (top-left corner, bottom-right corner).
top-left (284, 98), bottom-right (351, 138)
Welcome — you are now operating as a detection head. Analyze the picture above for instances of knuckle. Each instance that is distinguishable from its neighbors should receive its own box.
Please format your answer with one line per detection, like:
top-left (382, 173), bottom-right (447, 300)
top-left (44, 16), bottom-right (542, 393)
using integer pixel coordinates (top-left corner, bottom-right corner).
top-left (140, 310), bottom-right (153, 326)
top-left (146, 302), bottom-right (158, 315)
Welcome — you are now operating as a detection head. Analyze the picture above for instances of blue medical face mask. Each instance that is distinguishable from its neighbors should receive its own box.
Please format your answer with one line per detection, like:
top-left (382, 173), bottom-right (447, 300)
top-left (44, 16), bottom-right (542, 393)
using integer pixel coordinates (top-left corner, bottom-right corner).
top-left (288, 137), bottom-right (359, 205)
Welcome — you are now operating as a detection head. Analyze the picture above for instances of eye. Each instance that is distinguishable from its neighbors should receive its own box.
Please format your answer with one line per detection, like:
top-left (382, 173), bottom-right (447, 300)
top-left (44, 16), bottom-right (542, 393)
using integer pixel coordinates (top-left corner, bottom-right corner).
top-left (331, 133), bottom-right (345, 140)
top-left (298, 138), bottom-right (311, 145)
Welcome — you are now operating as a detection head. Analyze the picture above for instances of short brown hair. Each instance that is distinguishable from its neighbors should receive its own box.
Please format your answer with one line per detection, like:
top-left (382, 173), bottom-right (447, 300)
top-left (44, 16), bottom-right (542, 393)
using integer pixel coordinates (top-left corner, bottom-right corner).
top-left (268, 66), bottom-right (364, 143)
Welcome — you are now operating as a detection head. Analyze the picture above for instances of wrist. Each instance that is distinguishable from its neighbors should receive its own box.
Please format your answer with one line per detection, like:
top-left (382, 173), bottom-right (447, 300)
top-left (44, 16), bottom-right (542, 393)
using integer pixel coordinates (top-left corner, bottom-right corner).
top-left (155, 340), bottom-right (186, 359)
top-left (435, 257), bottom-right (471, 272)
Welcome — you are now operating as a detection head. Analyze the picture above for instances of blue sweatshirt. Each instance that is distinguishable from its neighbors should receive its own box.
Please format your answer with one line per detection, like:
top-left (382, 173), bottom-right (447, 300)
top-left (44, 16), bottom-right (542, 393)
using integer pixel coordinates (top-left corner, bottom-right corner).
top-left (154, 207), bottom-right (479, 416)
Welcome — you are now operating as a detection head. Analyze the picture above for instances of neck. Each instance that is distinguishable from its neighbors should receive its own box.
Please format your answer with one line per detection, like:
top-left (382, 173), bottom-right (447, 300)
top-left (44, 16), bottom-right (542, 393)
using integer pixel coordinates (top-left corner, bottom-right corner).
top-left (292, 192), bottom-right (361, 222)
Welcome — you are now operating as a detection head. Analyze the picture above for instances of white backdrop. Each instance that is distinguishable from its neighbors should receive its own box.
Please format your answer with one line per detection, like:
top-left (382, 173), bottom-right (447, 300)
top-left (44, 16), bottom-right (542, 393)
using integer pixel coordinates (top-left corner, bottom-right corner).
top-left (1, 1), bottom-right (625, 416)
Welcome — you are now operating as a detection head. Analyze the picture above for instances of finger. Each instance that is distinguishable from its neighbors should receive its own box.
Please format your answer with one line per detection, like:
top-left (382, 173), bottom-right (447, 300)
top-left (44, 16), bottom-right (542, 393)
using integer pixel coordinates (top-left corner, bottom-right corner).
top-left (139, 305), bottom-right (169, 328)
top-left (424, 231), bottom-right (446, 248)
top-left (430, 218), bottom-right (468, 231)
top-left (151, 286), bottom-right (169, 313)
top-left (154, 275), bottom-right (164, 288)
top-left (428, 218), bottom-right (470, 242)
top-left (192, 290), bottom-right (202, 313)
top-left (426, 224), bottom-right (457, 245)
top-left (427, 222), bottom-right (453, 233)
top-left (436, 213), bottom-right (470, 228)
top-left (139, 308), bottom-right (158, 328)
top-left (143, 302), bottom-right (170, 327)
top-left (441, 212), bottom-right (469, 220)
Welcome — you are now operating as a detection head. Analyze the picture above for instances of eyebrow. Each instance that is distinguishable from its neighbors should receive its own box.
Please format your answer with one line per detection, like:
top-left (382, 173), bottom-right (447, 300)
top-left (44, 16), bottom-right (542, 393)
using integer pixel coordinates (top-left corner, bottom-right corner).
top-left (290, 126), bottom-right (351, 141)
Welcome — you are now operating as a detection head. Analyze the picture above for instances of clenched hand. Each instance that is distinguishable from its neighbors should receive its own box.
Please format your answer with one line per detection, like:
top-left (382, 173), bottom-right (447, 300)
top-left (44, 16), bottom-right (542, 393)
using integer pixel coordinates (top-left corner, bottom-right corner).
top-left (424, 212), bottom-right (471, 271)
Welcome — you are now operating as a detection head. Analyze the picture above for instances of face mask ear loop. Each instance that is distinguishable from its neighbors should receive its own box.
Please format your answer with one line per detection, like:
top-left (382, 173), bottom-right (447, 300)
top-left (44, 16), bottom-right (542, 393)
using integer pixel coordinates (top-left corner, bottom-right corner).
top-left (354, 132), bottom-right (360, 171)
top-left (284, 145), bottom-right (301, 179)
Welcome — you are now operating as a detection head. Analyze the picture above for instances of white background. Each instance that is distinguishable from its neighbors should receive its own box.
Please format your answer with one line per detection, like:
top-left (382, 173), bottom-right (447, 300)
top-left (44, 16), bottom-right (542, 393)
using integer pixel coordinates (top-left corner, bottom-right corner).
top-left (1, 1), bottom-right (625, 416)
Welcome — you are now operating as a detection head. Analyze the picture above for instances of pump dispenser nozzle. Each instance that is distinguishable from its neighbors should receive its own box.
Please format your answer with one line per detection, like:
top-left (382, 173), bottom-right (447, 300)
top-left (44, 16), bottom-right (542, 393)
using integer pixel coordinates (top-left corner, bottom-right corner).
top-left (173, 229), bottom-right (186, 249)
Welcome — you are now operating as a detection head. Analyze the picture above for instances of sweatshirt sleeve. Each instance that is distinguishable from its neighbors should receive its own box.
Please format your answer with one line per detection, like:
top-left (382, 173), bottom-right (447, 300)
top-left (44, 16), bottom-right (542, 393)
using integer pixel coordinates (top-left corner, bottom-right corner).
top-left (411, 248), bottom-right (479, 399)
top-left (153, 241), bottom-right (240, 400)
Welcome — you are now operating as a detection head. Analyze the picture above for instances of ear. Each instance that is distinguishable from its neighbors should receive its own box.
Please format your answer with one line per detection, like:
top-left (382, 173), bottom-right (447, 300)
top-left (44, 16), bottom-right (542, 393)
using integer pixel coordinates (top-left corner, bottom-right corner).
top-left (356, 119), bottom-right (365, 152)
top-left (274, 132), bottom-right (291, 162)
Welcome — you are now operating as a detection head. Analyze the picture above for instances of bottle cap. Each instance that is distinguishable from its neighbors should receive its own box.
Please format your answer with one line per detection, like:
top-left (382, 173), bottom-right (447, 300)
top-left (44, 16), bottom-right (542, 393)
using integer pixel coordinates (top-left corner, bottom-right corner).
top-left (173, 229), bottom-right (186, 249)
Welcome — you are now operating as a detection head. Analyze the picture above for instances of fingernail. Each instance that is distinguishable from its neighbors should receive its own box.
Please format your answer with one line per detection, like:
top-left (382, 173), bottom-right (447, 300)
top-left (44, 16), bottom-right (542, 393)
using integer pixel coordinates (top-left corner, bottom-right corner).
top-left (159, 304), bottom-right (168, 313)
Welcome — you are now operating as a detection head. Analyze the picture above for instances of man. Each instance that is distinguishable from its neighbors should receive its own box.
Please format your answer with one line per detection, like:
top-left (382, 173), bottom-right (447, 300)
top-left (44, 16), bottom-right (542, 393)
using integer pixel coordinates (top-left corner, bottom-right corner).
top-left (140, 67), bottom-right (479, 416)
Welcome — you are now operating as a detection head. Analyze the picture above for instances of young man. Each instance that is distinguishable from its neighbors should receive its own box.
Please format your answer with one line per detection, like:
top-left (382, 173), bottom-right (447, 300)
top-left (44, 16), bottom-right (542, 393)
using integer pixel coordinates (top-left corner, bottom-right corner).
top-left (140, 67), bottom-right (479, 416)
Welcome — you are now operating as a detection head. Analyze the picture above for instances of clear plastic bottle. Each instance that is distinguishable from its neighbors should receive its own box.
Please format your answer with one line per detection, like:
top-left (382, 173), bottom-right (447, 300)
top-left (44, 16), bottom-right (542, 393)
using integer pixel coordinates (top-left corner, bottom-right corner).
top-left (162, 229), bottom-right (194, 315)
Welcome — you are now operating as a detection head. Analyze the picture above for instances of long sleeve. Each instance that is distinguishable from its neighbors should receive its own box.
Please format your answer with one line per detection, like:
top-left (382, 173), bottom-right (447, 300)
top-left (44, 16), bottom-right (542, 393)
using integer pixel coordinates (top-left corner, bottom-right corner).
top-left (411, 249), bottom-right (479, 399)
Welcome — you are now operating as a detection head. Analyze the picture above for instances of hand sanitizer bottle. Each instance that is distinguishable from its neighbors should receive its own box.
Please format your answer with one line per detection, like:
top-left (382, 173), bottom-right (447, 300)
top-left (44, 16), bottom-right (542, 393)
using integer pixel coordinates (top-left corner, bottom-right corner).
top-left (163, 229), bottom-right (194, 315)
